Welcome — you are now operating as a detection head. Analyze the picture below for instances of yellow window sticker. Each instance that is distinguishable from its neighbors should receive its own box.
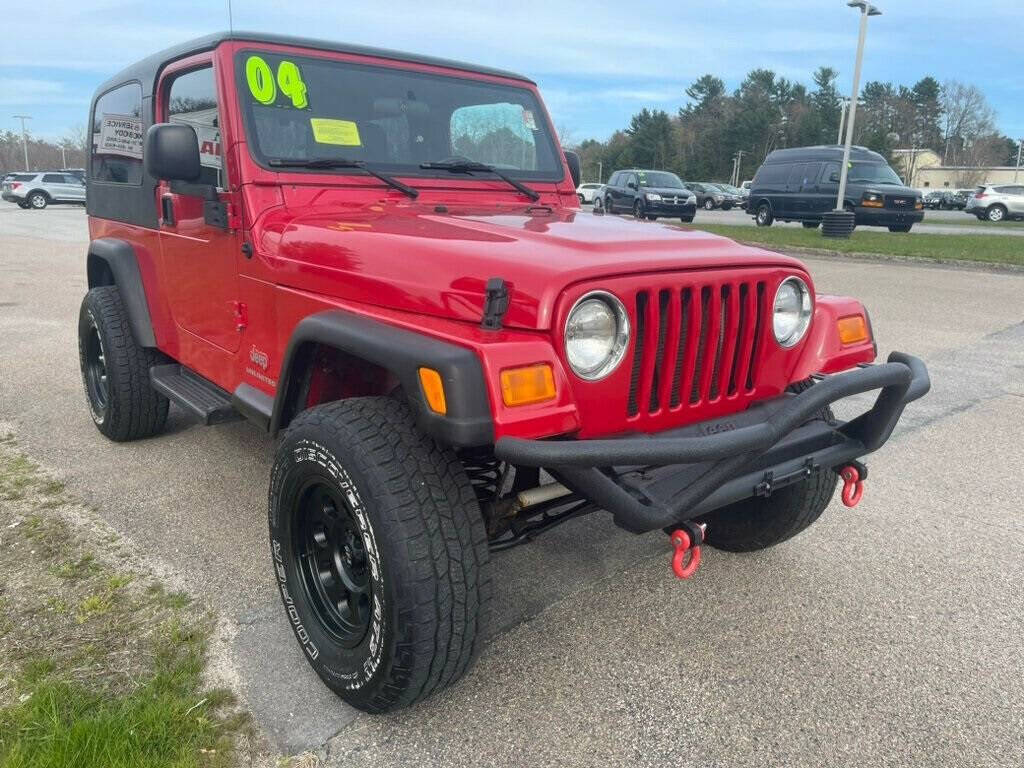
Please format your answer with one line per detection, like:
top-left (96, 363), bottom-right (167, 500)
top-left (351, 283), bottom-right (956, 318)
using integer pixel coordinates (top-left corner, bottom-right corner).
top-left (310, 118), bottom-right (362, 146)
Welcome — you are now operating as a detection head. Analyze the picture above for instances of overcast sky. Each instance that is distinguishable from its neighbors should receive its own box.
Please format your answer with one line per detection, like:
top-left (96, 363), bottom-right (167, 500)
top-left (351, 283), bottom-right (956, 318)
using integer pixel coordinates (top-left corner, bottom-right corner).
top-left (3, 1), bottom-right (1022, 145)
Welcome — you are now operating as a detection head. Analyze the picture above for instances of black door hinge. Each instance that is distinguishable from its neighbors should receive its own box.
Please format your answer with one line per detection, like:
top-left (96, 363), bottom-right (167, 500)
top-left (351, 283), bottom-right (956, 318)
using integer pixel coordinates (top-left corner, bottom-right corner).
top-left (481, 277), bottom-right (510, 330)
top-left (241, 242), bottom-right (253, 259)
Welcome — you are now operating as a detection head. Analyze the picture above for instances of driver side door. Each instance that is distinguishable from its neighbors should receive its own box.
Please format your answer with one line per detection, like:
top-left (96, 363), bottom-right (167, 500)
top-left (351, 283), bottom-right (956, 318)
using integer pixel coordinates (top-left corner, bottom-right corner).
top-left (156, 56), bottom-right (242, 355)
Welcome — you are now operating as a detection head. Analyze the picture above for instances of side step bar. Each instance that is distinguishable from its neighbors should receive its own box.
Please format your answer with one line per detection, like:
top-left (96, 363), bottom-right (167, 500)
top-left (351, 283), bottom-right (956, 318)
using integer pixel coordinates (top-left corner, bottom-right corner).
top-left (150, 364), bottom-right (242, 425)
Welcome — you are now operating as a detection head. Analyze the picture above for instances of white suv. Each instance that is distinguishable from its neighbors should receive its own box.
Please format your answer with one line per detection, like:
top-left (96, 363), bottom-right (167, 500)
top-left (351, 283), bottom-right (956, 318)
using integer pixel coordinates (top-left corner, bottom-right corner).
top-left (1, 171), bottom-right (87, 209)
top-left (965, 184), bottom-right (1024, 222)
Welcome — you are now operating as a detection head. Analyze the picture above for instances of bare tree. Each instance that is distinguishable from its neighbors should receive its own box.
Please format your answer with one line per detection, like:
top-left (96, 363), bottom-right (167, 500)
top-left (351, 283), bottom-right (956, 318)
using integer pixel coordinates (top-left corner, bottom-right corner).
top-left (941, 80), bottom-right (996, 165)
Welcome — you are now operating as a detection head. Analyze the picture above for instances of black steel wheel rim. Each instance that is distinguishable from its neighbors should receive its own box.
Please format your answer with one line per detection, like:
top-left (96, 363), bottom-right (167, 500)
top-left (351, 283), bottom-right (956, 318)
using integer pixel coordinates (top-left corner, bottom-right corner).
top-left (294, 480), bottom-right (372, 648)
top-left (84, 320), bottom-right (109, 413)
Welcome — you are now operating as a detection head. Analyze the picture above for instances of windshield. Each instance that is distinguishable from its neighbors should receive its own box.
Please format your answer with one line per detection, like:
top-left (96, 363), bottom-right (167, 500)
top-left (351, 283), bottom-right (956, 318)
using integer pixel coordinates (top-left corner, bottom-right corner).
top-left (235, 50), bottom-right (563, 180)
top-left (848, 162), bottom-right (903, 185)
top-left (637, 171), bottom-right (685, 189)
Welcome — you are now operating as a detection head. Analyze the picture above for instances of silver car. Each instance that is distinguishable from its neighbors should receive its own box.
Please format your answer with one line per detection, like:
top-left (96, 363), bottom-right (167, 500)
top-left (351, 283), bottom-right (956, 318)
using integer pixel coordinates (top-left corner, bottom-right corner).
top-left (965, 183), bottom-right (1024, 222)
top-left (1, 171), bottom-right (87, 209)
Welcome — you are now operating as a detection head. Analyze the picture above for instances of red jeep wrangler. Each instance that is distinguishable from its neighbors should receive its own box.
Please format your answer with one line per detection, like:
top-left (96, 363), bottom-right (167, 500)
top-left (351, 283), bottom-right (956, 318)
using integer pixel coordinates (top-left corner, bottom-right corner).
top-left (79, 32), bottom-right (929, 713)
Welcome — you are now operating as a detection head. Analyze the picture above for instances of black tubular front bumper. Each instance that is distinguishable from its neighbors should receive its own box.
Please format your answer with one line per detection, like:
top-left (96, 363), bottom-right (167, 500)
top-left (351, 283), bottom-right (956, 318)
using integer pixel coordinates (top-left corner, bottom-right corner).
top-left (494, 352), bottom-right (930, 533)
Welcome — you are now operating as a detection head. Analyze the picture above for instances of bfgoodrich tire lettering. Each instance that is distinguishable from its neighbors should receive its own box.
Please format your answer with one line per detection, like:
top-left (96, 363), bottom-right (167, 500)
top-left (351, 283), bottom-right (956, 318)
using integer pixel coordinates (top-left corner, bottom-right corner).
top-left (269, 397), bottom-right (491, 712)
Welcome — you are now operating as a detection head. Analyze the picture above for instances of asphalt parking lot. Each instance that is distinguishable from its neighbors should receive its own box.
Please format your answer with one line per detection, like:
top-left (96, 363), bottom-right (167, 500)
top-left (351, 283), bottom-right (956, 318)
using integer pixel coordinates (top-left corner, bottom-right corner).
top-left (1, 203), bottom-right (1022, 766)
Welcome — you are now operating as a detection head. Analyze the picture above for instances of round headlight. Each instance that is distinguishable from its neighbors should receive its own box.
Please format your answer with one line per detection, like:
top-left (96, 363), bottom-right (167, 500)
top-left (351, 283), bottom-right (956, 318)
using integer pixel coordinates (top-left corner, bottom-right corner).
top-left (773, 277), bottom-right (812, 347)
top-left (564, 291), bottom-right (630, 380)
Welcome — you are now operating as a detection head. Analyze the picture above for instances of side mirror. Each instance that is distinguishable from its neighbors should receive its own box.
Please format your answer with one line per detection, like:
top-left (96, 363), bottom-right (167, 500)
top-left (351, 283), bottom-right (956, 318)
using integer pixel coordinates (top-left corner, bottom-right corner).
top-left (564, 150), bottom-right (581, 188)
top-left (828, 171), bottom-right (841, 183)
top-left (144, 123), bottom-right (201, 182)
top-left (627, 181), bottom-right (637, 190)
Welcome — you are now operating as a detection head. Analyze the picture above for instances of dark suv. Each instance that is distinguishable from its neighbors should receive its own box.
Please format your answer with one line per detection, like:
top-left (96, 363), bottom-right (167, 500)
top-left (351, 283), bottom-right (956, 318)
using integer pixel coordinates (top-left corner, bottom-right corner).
top-left (748, 146), bottom-right (924, 232)
top-left (602, 169), bottom-right (697, 222)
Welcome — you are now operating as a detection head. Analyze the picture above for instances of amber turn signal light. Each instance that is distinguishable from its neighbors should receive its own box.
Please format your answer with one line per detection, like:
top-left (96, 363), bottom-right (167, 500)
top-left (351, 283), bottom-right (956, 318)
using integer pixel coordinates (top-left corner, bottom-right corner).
top-left (501, 364), bottom-right (556, 407)
top-left (837, 315), bottom-right (869, 345)
top-left (418, 367), bottom-right (447, 414)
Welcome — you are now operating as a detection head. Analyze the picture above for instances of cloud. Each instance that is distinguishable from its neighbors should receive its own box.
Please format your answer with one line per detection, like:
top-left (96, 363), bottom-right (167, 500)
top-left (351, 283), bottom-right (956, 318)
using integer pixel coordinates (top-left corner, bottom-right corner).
top-left (0, 77), bottom-right (87, 106)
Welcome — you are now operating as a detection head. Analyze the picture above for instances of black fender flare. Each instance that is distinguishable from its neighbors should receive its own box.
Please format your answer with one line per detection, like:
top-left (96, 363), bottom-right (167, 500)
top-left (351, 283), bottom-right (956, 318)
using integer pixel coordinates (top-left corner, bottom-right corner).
top-left (86, 238), bottom-right (157, 347)
top-left (269, 311), bottom-right (494, 447)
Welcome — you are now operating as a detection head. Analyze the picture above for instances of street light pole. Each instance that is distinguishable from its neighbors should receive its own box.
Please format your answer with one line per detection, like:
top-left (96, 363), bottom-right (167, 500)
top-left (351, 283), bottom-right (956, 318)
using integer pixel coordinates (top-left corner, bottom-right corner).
top-left (13, 115), bottom-right (32, 170)
top-left (835, 2), bottom-right (880, 213)
top-left (823, 1), bottom-right (880, 239)
top-left (1015, 138), bottom-right (1022, 183)
top-left (837, 98), bottom-right (848, 145)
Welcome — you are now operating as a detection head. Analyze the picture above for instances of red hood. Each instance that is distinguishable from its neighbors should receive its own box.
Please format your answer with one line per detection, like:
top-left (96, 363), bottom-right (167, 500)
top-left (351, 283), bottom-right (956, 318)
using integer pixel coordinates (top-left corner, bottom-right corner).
top-left (255, 200), bottom-right (805, 330)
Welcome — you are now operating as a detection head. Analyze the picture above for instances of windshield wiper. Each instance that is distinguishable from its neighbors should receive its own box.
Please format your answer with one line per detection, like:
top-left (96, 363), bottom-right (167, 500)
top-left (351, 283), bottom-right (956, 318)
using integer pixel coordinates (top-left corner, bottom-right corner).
top-left (267, 158), bottom-right (418, 199)
top-left (420, 160), bottom-right (540, 202)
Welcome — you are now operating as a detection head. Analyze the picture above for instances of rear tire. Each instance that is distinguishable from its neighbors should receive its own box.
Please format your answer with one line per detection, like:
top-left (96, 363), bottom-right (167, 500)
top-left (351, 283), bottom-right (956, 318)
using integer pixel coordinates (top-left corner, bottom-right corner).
top-left (987, 204), bottom-right (1007, 222)
top-left (801, 221), bottom-right (820, 229)
top-left (888, 224), bottom-right (913, 233)
top-left (269, 397), bottom-right (491, 713)
top-left (646, 214), bottom-right (658, 221)
top-left (680, 215), bottom-right (694, 223)
top-left (28, 191), bottom-right (48, 209)
top-left (77, 286), bottom-right (169, 442)
top-left (703, 198), bottom-right (715, 211)
top-left (699, 379), bottom-right (837, 552)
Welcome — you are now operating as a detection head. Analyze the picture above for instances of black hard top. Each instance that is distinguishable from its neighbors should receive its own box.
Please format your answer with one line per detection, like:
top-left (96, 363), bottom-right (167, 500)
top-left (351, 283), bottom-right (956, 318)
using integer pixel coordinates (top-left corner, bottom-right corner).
top-left (93, 30), bottom-right (535, 100)
top-left (762, 145), bottom-right (887, 164)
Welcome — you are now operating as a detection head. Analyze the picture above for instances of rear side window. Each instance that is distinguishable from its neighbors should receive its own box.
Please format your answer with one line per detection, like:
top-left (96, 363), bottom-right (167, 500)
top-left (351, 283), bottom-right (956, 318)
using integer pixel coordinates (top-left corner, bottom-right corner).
top-left (11, 173), bottom-right (36, 182)
top-left (166, 66), bottom-right (225, 188)
top-left (91, 82), bottom-right (144, 184)
top-left (755, 164), bottom-right (788, 185)
top-left (42, 174), bottom-right (65, 183)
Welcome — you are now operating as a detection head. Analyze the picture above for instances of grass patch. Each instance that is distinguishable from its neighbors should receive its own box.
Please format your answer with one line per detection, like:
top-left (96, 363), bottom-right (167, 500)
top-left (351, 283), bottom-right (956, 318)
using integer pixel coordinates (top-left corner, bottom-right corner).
top-left (683, 223), bottom-right (1024, 267)
top-left (0, 437), bottom-right (251, 767)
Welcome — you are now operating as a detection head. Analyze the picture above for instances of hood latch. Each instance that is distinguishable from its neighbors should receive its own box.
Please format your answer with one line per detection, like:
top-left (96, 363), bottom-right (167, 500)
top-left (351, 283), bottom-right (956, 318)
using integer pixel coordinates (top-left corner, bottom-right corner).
top-left (481, 277), bottom-right (510, 330)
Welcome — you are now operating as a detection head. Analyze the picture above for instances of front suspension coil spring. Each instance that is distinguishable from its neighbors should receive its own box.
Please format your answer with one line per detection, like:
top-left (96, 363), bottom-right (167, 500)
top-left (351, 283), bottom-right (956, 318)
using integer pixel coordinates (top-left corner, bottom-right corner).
top-left (460, 451), bottom-right (506, 505)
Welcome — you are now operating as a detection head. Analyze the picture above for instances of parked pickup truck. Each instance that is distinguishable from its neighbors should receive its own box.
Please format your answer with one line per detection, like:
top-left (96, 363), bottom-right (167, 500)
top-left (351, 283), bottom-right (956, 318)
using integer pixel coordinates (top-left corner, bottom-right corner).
top-left (79, 32), bottom-right (929, 713)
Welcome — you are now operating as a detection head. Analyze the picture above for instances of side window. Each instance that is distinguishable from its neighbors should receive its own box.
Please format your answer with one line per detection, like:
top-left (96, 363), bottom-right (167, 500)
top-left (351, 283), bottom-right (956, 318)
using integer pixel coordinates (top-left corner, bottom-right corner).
top-left (91, 82), bottom-right (144, 184)
top-left (822, 162), bottom-right (841, 184)
top-left (786, 163), bottom-right (808, 188)
top-left (610, 172), bottom-right (621, 187)
top-left (757, 164), bottom-right (789, 186)
top-left (166, 66), bottom-right (225, 188)
top-left (801, 162), bottom-right (822, 188)
top-left (42, 174), bottom-right (65, 183)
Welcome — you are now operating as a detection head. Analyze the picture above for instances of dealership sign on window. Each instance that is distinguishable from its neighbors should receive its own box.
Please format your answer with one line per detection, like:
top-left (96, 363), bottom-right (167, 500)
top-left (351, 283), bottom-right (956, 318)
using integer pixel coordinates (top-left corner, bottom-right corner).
top-left (97, 114), bottom-right (144, 159)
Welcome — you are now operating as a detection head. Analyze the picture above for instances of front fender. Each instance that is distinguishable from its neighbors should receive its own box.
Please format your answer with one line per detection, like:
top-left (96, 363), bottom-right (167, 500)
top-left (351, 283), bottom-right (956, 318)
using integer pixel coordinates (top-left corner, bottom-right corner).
top-left (791, 294), bottom-right (877, 381)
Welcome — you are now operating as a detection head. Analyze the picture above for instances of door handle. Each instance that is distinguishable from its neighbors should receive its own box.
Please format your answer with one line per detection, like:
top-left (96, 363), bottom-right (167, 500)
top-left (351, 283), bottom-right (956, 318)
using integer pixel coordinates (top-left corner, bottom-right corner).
top-left (161, 194), bottom-right (175, 226)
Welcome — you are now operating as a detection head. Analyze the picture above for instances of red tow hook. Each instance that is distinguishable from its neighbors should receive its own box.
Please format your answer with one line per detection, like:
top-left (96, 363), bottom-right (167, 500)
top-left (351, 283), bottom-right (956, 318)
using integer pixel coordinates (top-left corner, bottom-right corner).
top-left (669, 522), bottom-right (706, 579)
top-left (838, 464), bottom-right (865, 507)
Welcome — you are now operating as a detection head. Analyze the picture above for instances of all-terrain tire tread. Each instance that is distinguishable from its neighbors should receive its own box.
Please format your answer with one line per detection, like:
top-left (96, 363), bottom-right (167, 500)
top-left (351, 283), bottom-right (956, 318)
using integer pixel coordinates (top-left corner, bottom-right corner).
top-left (282, 397), bottom-right (491, 711)
top-left (80, 286), bottom-right (168, 441)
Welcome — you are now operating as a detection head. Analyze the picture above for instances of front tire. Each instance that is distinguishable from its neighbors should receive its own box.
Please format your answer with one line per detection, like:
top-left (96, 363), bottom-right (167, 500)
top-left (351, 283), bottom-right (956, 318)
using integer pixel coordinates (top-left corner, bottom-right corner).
top-left (269, 397), bottom-right (491, 713)
top-left (755, 202), bottom-right (773, 227)
top-left (802, 221), bottom-right (820, 229)
top-left (888, 224), bottom-right (913, 233)
top-left (78, 286), bottom-right (169, 441)
top-left (680, 215), bottom-right (694, 223)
